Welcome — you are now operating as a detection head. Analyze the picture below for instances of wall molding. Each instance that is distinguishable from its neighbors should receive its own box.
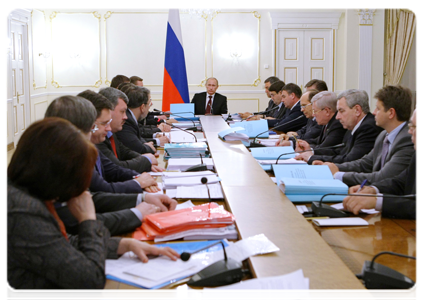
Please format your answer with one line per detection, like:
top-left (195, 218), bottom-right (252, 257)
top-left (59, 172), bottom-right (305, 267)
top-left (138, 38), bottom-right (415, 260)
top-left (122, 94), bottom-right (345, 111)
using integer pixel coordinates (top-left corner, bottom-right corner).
top-left (270, 12), bottom-right (342, 29)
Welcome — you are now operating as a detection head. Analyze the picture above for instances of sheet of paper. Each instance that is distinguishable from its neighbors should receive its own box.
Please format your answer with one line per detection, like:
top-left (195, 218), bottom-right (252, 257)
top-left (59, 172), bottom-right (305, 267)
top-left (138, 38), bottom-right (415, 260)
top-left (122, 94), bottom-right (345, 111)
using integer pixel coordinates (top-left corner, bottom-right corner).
top-left (206, 269), bottom-right (309, 290)
top-left (331, 203), bottom-right (380, 214)
top-left (163, 171), bottom-right (215, 178)
top-left (165, 189), bottom-right (177, 199)
top-left (175, 200), bottom-right (195, 210)
top-left (163, 175), bottom-right (220, 187)
top-left (270, 177), bottom-right (277, 184)
top-left (312, 217), bottom-right (369, 227)
top-left (226, 234), bottom-right (280, 262)
top-left (175, 183), bottom-right (224, 199)
top-left (296, 205), bottom-right (310, 214)
top-left (123, 257), bottom-right (197, 281)
top-left (257, 158), bottom-right (306, 165)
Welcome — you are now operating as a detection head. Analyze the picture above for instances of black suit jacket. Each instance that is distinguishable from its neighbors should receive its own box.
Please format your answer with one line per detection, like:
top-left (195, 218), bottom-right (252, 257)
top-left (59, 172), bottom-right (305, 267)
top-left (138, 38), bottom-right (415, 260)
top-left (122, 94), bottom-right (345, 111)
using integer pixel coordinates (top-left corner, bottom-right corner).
top-left (289, 118), bottom-right (323, 148)
top-left (307, 112), bottom-right (347, 149)
top-left (309, 113), bottom-right (382, 164)
top-left (97, 135), bottom-right (152, 174)
top-left (191, 92), bottom-right (228, 115)
top-left (115, 110), bottom-right (156, 154)
top-left (268, 102), bottom-right (307, 133)
top-left (373, 153), bottom-right (416, 219)
top-left (89, 151), bottom-right (143, 194)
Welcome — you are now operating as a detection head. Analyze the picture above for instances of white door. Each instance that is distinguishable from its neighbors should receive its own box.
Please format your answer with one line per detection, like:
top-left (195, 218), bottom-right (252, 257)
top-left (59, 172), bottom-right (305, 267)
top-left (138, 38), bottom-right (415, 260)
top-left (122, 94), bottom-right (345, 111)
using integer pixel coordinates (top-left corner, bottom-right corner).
top-left (10, 20), bottom-right (30, 145)
top-left (276, 29), bottom-right (333, 91)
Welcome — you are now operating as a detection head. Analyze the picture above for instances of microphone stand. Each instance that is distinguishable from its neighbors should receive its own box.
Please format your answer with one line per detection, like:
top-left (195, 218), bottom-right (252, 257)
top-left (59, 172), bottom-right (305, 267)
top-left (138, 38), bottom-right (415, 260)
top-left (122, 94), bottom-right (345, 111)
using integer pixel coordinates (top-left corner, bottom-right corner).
top-left (181, 240), bottom-right (245, 287)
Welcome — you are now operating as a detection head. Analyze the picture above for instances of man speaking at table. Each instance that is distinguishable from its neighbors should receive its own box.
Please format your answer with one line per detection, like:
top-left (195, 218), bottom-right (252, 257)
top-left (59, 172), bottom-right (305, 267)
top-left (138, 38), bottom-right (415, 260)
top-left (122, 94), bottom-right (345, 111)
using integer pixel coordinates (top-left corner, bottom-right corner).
top-left (191, 77), bottom-right (228, 115)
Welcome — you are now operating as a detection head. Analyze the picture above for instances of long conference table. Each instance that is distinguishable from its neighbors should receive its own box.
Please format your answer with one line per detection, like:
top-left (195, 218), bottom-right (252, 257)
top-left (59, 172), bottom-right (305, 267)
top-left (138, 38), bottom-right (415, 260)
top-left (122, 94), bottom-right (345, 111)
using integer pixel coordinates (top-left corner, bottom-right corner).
top-left (106, 115), bottom-right (416, 290)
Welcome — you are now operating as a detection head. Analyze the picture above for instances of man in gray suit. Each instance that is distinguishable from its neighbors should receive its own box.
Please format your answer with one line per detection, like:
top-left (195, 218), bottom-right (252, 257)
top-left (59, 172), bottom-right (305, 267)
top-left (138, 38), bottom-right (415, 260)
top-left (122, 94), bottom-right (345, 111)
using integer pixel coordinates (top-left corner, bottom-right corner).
top-left (323, 85), bottom-right (415, 186)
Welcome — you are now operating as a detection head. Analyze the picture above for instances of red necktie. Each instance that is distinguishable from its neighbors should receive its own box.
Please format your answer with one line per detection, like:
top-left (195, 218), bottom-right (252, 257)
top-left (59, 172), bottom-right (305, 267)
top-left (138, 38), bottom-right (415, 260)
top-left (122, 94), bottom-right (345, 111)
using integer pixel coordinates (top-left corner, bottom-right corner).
top-left (44, 201), bottom-right (69, 241)
top-left (109, 135), bottom-right (118, 157)
top-left (205, 96), bottom-right (212, 114)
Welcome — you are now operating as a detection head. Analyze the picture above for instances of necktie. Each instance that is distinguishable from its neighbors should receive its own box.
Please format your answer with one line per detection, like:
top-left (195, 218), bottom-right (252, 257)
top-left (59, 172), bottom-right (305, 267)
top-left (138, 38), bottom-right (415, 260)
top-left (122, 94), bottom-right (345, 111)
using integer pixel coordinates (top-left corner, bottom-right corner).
top-left (95, 155), bottom-right (103, 178)
top-left (380, 135), bottom-right (390, 167)
top-left (109, 135), bottom-right (118, 157)
top-left (45, 201), bottom-right (69, 241)
top-left (205, 96), bottom-right (212, 114)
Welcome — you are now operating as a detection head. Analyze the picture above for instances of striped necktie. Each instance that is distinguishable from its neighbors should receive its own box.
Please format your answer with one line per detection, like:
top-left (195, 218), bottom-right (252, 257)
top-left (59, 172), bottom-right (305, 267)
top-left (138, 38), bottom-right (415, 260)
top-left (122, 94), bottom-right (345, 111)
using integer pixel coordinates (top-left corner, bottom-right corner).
top-left (109, 135), bottom-right (118, 157)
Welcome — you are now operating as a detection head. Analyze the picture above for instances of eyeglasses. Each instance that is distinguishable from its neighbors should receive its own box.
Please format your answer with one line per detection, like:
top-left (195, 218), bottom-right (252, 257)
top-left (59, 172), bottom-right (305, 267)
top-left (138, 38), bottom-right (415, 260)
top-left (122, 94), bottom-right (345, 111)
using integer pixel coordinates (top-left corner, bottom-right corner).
top-left (301, 103), bottom-right (312, 109)
top-left (312, 108), bottom-right (325, 114)
top-left (91, 124), bottom-right (99, 133)
top-left (96, 119), bottom-right (113, 127)
top-left (408, 123), bottom-right (416, 130)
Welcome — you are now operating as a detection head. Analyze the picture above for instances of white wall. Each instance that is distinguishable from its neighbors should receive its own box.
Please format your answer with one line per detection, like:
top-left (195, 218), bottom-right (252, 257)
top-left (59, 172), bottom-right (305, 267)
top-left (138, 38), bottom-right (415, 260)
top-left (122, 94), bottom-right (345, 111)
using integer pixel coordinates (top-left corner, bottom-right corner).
top-left (10, 8), bottom-right (413, 138)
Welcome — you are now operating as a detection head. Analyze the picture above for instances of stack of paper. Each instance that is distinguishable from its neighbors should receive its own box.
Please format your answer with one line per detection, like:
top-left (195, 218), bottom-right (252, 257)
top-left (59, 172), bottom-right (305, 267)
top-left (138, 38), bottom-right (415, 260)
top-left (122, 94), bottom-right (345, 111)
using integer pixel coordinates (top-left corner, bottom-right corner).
top-left (169, 130), bottom-right (206, 143)
top-left (164, 142), bottom-right (208, 158)
top-left (163, 174), bottom-right (220, 189)
top-left (250, 146), bottom-right (295, 160)
top-left (273, 164), bottom-right (349, 202)
top-left (218, 127), bottom-right (250, 145)
top-left (133, 203), bottom-right (235, 241)
top-left (172, 121), bottom-right (202, 130)
top-left (155, 224), bottom-right (238, 242)
top-left (167, 158), bottom-right (214, 171)
top-left (175, 183), bottom-right (224, 199)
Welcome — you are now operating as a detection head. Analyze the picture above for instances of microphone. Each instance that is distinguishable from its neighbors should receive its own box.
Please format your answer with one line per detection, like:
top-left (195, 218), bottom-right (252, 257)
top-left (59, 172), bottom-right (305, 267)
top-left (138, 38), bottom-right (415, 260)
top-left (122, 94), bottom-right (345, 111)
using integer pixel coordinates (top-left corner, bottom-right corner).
top-left (169, 123), bottom-right (198, 142)
top-left (154, 109), bottom-right (198, 131)
top-left (274, 143), bottom-right (345, 165)
top-left (310, 193), bottom-right (416, 218)
top-left (184, 153), bottom-right (210, 172)
top-left (226, 112), bottom-right (233, 121)
top-left (358, 251), bottom-right (415, 289)
top-left (201, 177), bottom-right (211, 202)
top-left (182, 240), bottom-right (245, 287)
top-left (248, 115), bottom-right (305, 148)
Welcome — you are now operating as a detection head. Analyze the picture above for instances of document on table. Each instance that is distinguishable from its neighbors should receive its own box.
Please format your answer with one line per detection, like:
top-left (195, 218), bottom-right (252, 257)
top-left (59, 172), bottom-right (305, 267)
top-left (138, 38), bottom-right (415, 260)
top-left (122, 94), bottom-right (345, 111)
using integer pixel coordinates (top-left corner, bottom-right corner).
top-left (169, 130), bottom-right (206, 143)
top-left (167, 158), bottom-right (214, 171)
top-left (163, 175), bottom-right (220, 188)
top-left (257, 158), bottom-right (306, 165)
top-left (312, 217), bottom-right (369, 227)
top-left (331, 202), bottom-right (380, 214)
top-left (162, 171), bottom-right (215, 178)
top-left (206, 269), bottom-right (309, 290)
top-left (175, 183), bottom-right (224, 199)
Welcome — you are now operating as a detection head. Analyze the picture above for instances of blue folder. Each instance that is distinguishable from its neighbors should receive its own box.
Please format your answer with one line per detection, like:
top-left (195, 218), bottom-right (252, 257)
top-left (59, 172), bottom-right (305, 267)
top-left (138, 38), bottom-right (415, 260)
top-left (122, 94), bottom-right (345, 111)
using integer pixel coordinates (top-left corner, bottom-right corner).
top-left (229, 119), bottom-right (269, 138)
top-left (250, 146), bottom-right (295, 160)
top-left (170, 103), bottom-right (199, 120)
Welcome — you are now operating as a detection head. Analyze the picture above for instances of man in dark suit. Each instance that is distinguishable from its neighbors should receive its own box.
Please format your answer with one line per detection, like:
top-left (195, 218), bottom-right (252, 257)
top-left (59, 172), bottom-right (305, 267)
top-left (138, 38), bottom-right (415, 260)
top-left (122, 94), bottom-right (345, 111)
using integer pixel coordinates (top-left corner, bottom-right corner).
top-left (306, 89), bottom-right (383, 164)
top-left (97, 87), bottom-right (164, 173)
top-left (267, 83), bottom-right (308, 132)
top-left (276, 89), bottom-right (322, 147)
top-left (115, 85), bottom-right (158, 155)
top-left (323, 85), bottom-right (415, 186)
top-left (77, 90), bottom-right (159, 194)
top-left (295, 91), bottom-right (347, 156)
top-left (342, 110), bottom-right (416, 219)
top-left (240, 76), bottom-right (283, 120)
top-left (191, 77), bottom-right (228, 115)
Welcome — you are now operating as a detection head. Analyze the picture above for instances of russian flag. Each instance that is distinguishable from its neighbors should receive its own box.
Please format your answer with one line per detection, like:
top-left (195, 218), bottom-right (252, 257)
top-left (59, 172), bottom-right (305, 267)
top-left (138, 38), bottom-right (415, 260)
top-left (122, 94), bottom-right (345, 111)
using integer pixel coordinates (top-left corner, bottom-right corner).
top-left (162, 9), bottom-right (190, 112)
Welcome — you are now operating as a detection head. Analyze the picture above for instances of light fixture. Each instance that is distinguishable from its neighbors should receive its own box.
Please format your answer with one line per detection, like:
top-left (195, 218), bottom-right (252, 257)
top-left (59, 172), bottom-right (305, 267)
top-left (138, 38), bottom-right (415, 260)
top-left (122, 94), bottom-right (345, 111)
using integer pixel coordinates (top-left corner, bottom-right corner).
top-left (181, 9), bottom-right (220, 19)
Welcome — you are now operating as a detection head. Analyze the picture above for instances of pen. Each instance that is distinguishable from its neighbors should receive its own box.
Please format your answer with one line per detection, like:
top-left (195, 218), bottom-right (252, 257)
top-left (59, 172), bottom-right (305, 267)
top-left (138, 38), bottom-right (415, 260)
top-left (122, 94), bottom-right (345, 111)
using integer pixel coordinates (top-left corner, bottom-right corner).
top-left (357, 179), bottom-right (368, 192)
top-left (292, 135), bottom-right (304, 151)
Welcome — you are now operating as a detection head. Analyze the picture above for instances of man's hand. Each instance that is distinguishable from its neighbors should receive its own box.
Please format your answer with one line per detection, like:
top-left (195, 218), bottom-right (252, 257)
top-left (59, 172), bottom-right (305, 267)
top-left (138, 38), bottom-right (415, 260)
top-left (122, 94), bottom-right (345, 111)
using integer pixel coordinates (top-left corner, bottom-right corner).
top-left (144, 193), bottom-right (178, 212)
top-left (165, 119), bottom-right (178, 124)
top-left (158, 123), bottom-right (171, 132)
top-left (295, 152), bottom-right (312, 161)
top-left (295, 140), bottom-right (311, 152)
top-left (156, 134), bottom-right (169, 145)
top-left (144, 185), bottom-right (161, 193)
top-left (312, 160), bottom-right (324, 165)
top-left (323, 162), bottom-right (339, 175)
top-left (276, 140), bottom-right (292, 147)
top-left (151, 165), bottom-right (165, 172)
top-left (117, 238), bottom-right (180, 263)
top-left (145, 141), bottom-right (157, 153)
top-left (348, 185), bottom-right (376, 194)
top-left (246, 115), bottom-right (261, 121)
top-left (134, 202), bottom-right (160, 219)
top-left (142, 153), bottom-right (158, 165)
top-left (157, 115), bottom-right (167, 121)
top-left (239, 112), bottom-right (252, 119)
top-left (67, 191), bottom-right (96, 223)
top-left (134, 173), bottom-right (158, 189)
top-left (343, 186), bottom-right (378, 215)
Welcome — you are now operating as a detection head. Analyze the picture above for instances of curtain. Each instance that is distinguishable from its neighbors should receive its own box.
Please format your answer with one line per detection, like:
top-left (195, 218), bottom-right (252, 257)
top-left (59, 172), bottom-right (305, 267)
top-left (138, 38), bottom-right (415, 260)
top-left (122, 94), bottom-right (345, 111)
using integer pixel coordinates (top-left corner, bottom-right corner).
top-left (384, 9), bottom-right (416, 86)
